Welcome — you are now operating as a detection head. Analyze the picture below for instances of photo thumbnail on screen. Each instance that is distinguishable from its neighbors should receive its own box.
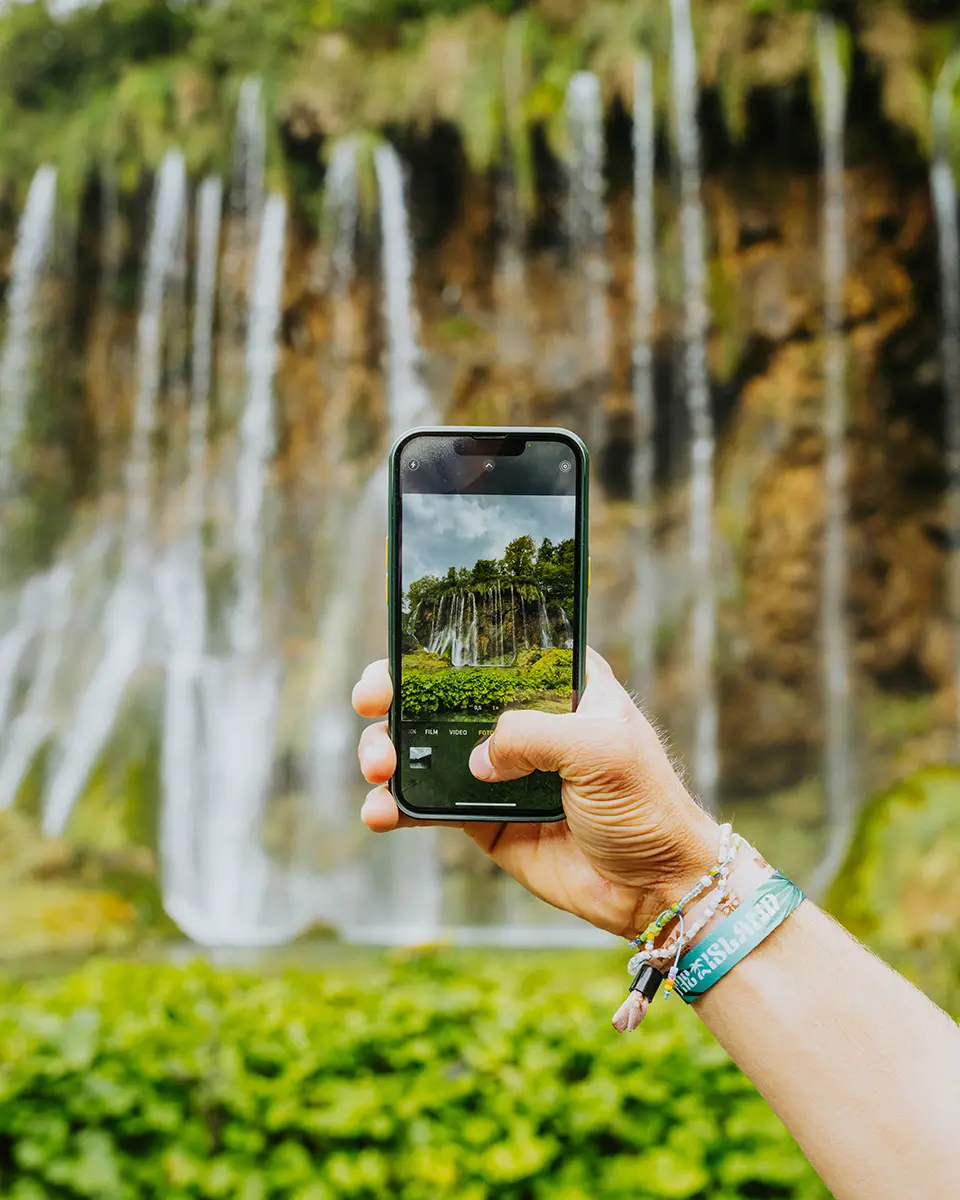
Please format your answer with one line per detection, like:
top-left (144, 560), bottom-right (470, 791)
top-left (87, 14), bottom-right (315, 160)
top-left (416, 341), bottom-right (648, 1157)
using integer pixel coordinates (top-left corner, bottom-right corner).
top-left (400, 492), bottom-right (576, 728)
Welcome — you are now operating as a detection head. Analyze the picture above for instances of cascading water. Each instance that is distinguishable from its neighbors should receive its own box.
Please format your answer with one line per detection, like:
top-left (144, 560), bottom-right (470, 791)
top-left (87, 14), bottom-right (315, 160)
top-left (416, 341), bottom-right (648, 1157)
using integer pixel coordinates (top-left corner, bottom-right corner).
top-left (669, 0), bottom-right (718, 812)
top-left (0, 564), bottom-right (74, 812)
top-left (494, 17), bottom-right (530, 377)
top-left (631, 55), bottom-right (658, 700)
top-left (426, 586), bottom-right (552, 666)
top-left (318, 136), bottom-right (362, 545)
top-left (307, 139), bottom-right (442, 941)
top-left (230, 194), bottom-right (286, 656)
top-left (558, 607), bottom-right (573, 648)
top-left (374, 143), bottom-right (432, 435)
top-left (159, 175), bottom-right (222, 925)
top-left (0, 165), bottom-right (58, 496)
top-left (931, 58), bottom-right (960, 736)
top-left (43, 151), bottom-right (188, 838)
top-left (232, 77), bottom-right (266, 247)
top-left (564, 71), bottom-right (610, 440)
top-left (0, 166), bottom-right (59, 764)
top-left (809, 17), bottom-right (855, 898)
top-left (539, 601), bottom-right (552, 649)
top-left (167, 194), bottom-right (304, 947)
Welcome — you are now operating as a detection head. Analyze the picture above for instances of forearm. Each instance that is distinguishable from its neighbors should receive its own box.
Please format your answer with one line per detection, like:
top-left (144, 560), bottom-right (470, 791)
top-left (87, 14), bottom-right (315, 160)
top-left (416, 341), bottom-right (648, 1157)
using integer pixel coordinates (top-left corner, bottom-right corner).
top-left (694, 889), bottom-right (960, 1199)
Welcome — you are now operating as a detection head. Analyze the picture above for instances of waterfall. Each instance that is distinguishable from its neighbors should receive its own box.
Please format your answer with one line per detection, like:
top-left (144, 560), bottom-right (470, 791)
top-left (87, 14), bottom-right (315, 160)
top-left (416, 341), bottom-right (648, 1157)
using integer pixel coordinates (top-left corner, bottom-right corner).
top-left (165, 193), bottom-right (307, 947)
top-left (319, 136), bottom-right (362, 559)
top-left (187, 177), bottom-right (222, 518)
top-left (467, 592), bottom-right (479, 666)
top-left (325, 136), bottom-right (361, 300)
top-left (159, 175), bottom-right (222, 922)
top-left (304, 143), bottom-right (440, 940)
top-left (374, 143), bottom-right (432, 435)
top-left (631, 55), bottom-right (658, 699)
top-left (0, 165), bottom-right (58, 496)
top-left (558, 606), bottom-right (573, 648)
top-left (669, 0), bottom-right (718, 812)
top-left (126, 152), bottom-right (189, 555)
top-left (809, 17), bottom-right (855, 898)
top-left (232, 77), bottom-right (266, 244)
top-left (538, 601), bottom-right (552, 649)
top-left (42, 152), bottom-right (188, 838)
top-left (230, 194), bottom-right (286, 656)
top-left (932, 59), bottom-right (960, 738)
top-left (564, 71), bottom-right (610, 436)
top-left (0, 580), bottom-right (45, 737)
top-left (495, 18), bottom-right (530, 377)
top-left (510, 585), bottom-right (517, 659)
top-left (0, 564), bottom-right (74, 812)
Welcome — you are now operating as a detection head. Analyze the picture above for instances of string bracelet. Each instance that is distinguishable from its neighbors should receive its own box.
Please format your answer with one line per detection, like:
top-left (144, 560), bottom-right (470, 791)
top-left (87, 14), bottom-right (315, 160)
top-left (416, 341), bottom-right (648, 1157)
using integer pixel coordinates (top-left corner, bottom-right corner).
top-left (611, 824), bottom-right (741, 1033)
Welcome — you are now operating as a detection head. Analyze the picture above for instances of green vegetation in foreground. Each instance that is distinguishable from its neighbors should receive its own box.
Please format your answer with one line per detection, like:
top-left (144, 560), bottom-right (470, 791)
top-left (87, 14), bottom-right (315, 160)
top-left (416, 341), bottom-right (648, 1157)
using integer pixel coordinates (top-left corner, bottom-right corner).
top-left (401, 647), bottom-right (573, 717)
top-left (0, 954), bottom-right (829, 1199)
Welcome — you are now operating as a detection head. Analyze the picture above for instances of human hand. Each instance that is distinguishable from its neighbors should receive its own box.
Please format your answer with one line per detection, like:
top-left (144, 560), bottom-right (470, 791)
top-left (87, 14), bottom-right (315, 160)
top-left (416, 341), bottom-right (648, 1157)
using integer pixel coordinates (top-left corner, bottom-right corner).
top-left (352, 648), bottom-right (719, 938)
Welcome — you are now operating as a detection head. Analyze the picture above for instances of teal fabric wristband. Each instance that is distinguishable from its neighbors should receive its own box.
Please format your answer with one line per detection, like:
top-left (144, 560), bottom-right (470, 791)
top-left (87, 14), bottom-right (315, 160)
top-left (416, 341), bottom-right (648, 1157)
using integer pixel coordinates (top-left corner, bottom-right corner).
top-left (673, 871), bottom-right (805, 1003)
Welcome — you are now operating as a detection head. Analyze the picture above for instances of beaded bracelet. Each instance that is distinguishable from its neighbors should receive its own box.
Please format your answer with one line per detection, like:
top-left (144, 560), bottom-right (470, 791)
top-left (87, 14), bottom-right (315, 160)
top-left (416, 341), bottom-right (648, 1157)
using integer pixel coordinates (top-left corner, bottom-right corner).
top-left (626, 830), bottom-right (742, 974)
top-left (611, 824), bottom-right (742, 1034)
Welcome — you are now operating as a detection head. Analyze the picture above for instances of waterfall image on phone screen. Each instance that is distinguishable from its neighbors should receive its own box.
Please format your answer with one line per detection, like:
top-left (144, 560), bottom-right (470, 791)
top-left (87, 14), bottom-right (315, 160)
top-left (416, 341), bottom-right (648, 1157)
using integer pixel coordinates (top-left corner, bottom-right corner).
top-left (399, 491), bottom-right (575, 817)
top-left (401, 493), bottom-right (575, 726)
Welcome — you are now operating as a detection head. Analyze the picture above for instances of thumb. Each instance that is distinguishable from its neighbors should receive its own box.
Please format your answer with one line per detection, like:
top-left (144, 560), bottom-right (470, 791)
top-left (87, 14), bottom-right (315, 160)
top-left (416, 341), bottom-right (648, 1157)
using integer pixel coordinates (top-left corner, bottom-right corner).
top-left (469, 709), bottom-right (630, 784)
top-left (469, 648), bottom-right (642, 784)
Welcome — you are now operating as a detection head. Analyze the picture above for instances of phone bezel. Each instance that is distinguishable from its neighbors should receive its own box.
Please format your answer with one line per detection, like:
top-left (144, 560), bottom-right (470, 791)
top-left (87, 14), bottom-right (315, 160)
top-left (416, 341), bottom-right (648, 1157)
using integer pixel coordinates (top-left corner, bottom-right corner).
top-left (387, 426), bottom-right (589, 823)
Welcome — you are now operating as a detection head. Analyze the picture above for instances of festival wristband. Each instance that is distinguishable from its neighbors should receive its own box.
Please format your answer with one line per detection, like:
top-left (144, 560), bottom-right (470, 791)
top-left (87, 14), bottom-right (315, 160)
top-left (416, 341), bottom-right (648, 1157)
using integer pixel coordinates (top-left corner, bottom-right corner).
top-left (673, 871), bottom-right (804, 1003)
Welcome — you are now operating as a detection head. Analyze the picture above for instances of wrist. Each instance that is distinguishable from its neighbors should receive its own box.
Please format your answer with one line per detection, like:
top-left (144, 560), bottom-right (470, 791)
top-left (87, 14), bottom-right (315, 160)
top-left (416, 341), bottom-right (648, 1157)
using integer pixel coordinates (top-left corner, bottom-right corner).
top-left (648, 808), bottom-right (723, 914)
top-left (676, 841), bottom-right (774, 952)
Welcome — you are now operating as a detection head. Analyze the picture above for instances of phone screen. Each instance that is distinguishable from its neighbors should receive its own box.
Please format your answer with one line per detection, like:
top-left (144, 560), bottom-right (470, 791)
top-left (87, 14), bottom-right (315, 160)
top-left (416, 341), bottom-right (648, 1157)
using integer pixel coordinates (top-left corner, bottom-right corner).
top-left (393, 431), bottom-right (584, 818)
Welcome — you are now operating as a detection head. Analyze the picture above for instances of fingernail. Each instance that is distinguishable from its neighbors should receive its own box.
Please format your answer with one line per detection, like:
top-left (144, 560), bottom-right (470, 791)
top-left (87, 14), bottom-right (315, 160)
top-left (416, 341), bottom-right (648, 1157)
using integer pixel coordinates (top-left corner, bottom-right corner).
top-left (469, 739), bottom-right (495, 781)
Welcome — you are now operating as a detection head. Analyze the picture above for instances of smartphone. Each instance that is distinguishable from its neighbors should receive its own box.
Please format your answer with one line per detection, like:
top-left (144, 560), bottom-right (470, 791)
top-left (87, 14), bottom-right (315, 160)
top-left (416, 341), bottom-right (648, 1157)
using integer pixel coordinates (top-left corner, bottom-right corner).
top-left (387, 427), bottom-right (589, 822)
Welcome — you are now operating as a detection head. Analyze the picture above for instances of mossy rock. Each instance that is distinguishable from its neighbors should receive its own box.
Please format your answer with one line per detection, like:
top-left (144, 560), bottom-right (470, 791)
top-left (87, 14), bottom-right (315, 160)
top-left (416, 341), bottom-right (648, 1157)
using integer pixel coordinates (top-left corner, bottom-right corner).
top-left (827, 766), bottom-right (960, 1011)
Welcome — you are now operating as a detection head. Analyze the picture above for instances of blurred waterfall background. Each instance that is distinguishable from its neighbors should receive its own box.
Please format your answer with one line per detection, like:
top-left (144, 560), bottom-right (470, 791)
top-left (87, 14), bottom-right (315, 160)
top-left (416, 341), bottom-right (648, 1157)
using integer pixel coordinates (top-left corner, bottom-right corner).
top-left (0, 0), bottom-right (959, 956)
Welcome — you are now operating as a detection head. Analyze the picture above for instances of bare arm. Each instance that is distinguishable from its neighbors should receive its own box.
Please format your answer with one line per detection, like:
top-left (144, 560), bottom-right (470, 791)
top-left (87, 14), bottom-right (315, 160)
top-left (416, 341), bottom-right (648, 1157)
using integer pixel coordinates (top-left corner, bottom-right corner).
top-left (353, 650), bottom-right (960, 1198)
top-left (695, 892), bottom-right (960, 1200)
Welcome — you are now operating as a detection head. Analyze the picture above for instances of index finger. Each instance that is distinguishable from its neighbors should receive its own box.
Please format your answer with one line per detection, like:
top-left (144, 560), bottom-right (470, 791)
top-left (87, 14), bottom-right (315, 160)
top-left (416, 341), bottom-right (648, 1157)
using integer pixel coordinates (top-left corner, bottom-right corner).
top-left (352, 659), bottom-right (393, 718)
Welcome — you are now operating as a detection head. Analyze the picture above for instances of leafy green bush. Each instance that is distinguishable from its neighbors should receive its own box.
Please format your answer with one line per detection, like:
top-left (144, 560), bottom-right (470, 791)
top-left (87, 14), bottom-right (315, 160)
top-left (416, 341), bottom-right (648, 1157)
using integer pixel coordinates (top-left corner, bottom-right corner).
top-left (0, 954), bottom-right (827, 1199)
top-left (401, 650), bottom-right (573, 716)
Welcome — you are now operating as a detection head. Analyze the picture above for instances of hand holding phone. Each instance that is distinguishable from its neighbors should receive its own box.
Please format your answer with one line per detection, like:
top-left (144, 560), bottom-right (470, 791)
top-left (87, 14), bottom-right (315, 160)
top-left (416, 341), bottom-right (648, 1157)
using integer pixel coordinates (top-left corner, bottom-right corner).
top-left (354, 647), bottom-right (719, 938)
top-left (387, 427), bottom-right (589, 822)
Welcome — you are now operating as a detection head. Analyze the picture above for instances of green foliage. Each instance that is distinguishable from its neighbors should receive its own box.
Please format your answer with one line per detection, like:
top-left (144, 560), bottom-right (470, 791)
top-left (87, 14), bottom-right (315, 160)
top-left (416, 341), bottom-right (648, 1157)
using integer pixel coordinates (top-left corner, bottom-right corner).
top-left (826, 766), bottom-right (960, 1013)
top-left (0, 0), bottom-right (957, 209)
top-left (503, 535), bottom-right (536, 579)
top-left (402, 648), bottom-right (572, 715)
top-left (0, 954), bottom-right (827, 1199)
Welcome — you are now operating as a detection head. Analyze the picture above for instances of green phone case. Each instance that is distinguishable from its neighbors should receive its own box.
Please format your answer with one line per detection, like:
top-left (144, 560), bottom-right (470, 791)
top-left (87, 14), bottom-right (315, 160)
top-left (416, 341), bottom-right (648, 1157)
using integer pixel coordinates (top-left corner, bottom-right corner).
top-left (386, 426), bottom-right (590, 823)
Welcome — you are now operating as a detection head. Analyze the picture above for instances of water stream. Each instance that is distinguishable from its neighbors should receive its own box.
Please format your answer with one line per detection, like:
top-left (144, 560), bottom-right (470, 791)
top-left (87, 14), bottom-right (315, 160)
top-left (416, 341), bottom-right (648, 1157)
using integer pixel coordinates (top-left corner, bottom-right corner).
top-left (931, 59), bottom-right (960, 740)
top-left (0, 165), bottom-right (58, 497)
top-left (669, 0), bottom-right (718, 811)
top-left (564, 71), bottom-right (610, 443)
top-left (809, 17), bottom-right (855, 898)
top-left (43, 152), bottom-right (188, 838)
top-left (631, 54), bottom-right (658, 700)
